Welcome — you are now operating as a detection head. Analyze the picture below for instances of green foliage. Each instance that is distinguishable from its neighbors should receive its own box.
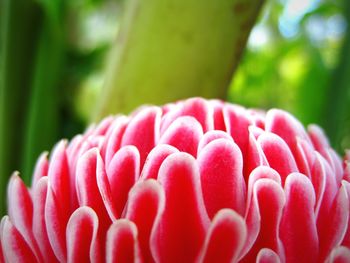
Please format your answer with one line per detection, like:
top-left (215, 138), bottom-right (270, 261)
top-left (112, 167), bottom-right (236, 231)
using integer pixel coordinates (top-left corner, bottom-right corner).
top-left (229, 0), bottom-right (349, 152)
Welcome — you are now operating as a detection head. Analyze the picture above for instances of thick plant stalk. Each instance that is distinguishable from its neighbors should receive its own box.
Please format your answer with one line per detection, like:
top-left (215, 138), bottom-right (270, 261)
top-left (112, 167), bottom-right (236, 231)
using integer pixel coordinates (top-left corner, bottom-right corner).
top-left (94, 0), bottom-right (264, 118)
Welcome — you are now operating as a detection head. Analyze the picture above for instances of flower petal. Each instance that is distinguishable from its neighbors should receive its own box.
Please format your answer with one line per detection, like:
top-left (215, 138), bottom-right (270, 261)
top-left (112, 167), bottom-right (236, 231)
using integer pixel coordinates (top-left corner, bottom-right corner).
top-left (125, 179), bottom-right (165, 263)
top-left (7, 173), bottom-right (42, 262)
top-left (140, 144), bottom-right (178, 180)
top-left (121, 107), bottom-right (161, 167)
top-left (242, 179), bottom-right (285, 262)
top-left (1, 216), bottom-right (36, 262)
top-left (258, 133), bottom-right (298, 184)
top-left (198, 139), bottom-right (246, 218)
top-left (106, 219), bottom-right (141, 263)
top-left (31, 152), bottom-right (49, 187)
top-left (66, 207), bottom-right (101, 263)
top-left (107, 146), bottom-right (140, 217)
top-left (198, 209), bottom-right (247, 263)
top-left (256, 248), bottom-right (281, 263)
top-left (197, 130), bottom-right (233, 154)
top-left (159, 116), bottom-right (203, 157)
top-left (104, 116), bottom-right (129, 166)
top-left (151, 152), bottom-right (210, 263)
top-left (280, 173), bottom-right (319, 263)
top-left (32, 177), bottom-right (58, 262)
top-left (318, 183), bottom-right (349, 261)
top-left (326, 246), bottom-right (350, 263)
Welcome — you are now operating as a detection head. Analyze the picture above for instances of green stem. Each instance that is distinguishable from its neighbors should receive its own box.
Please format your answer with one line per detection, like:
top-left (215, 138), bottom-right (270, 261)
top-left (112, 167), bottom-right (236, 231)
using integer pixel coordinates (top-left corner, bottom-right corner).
top-left (93, 0), bottom-right (264, 119)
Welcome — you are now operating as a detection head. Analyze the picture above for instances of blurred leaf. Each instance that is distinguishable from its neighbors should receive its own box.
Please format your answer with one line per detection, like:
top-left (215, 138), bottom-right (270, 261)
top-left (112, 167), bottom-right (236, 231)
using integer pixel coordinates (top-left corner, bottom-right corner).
top-left (0, 0), bottom-right (43, 214)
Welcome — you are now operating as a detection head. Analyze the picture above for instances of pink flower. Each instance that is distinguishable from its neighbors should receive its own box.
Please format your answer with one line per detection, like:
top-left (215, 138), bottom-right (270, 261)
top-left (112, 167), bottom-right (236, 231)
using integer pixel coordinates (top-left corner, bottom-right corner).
top-left (1, 97), bottom-right (350, 263)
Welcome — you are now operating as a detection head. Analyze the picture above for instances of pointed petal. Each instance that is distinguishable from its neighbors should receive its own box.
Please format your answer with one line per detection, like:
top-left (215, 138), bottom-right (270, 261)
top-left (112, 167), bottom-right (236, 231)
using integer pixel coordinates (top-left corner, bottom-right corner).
top-left (7, 173), bottom-right (42, 262)
top-left (106, 220), bottom-right (141, 263)
top-left (31, 152), bottom-right (49, 187)
top-left (126, 180), bottom-right (165, 263)
top-left (96, 154), bottom-right (119, 221)
top-left (151, 152), bottom-right (210, 263)
top-left (121, 107), bottom-right (161, 167)
top-left (66, 207), bottom-right (101, 263)
top-left (1, 216), bottom-right (36, 262)
top-left (159, 116), bottom-right (203, 157)
top-left (280, 173), bottom-right (319, 263)
top-left (32, 177), bottom-right (58, 262)
top-left (47, 140), bottom-right (70, 213)
top-left (107, 146), bottom-right (140, 217)
top-left (76, 148), bottom-right (111, 228)
top-left (198, 209), bottom-right (247, 263)
top-left (198, 139), bottom-right (246, 217)
top-left (45, 185), bottom-right (68, 262)
top-left (140, 144), bottom-right (178, 180)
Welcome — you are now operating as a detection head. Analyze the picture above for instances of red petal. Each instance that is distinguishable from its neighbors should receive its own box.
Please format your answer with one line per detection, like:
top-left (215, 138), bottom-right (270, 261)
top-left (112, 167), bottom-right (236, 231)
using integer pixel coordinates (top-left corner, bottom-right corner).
top-left (0, 216), bottom-right (37, 262)
top-left (126, 180), bottom-right (165, 263)
top-left (45, 186), bottom-right (68, 262)
top-left (318, 183), bottom-right (349, 261)
top-left (242, 179), bottom-right (285, 262)
top-left (223, 104), bottom-right (252, 157)
top-left (7, 174), bottom-right (42, 262)
top-left (256, 248), bottom-right (281, 263)
top-left (326, 246), bottom-right (350, 263)
top-left (159, 116), bottom-right (203, 157)
top-left (151, 152), bottom-right (210, 263)
top-left (242, 167), bottom-right (282, 258)
top-left (66, 207), bottom-right (101, 263)
top-left (46, 141), bottom-right (72, 250)
top-left (210, 99), bottom-right (226, 131)
top-left (31, 152), bottom-right (49, 187)
top-left (258, 133), bottom-right (298, 184)
top-left (197, 130), bottom-right (233, 154)
top-left (48, 140), bottom-right (70, 212)
top-left (280, 173), bottom-right (319, 263)
top-left (265, 109), bottom-right (311, 152)
top-left (121, 107), bottom-right (161, 167)
top-left (244, 127), bottom-right (268, 179)
top-left (32, 177), bottom-right (58, 262)
top-left (104, 116), bottom-right (129, 166)
top-left (160, 98), bottom-right (213, 134)
top-left (198, 139), bottom-right (246, 218)
top-left (198, 209), bottom-right (247, 263)
top-left (107, 146), bottom-right (140, 217)
top-left (106, 220), bottom-right (141, 263)
top-left (308, 124), bottom-right (329, 152)
top-left (140, 144), bottom-right (179, 180)
top-left (76, 148), bottom-right (111, 229)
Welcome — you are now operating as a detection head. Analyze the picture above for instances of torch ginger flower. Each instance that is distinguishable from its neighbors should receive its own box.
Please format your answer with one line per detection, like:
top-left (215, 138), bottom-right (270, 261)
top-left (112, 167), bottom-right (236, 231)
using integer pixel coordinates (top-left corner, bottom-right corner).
top-left (1, 98), bottom-right (350, 263)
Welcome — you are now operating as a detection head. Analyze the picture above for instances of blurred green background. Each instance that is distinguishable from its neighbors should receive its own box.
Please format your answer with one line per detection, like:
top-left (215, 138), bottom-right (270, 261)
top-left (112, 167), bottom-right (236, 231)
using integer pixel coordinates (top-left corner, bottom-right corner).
top-left (0, 0), bottom-right (349, 214)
